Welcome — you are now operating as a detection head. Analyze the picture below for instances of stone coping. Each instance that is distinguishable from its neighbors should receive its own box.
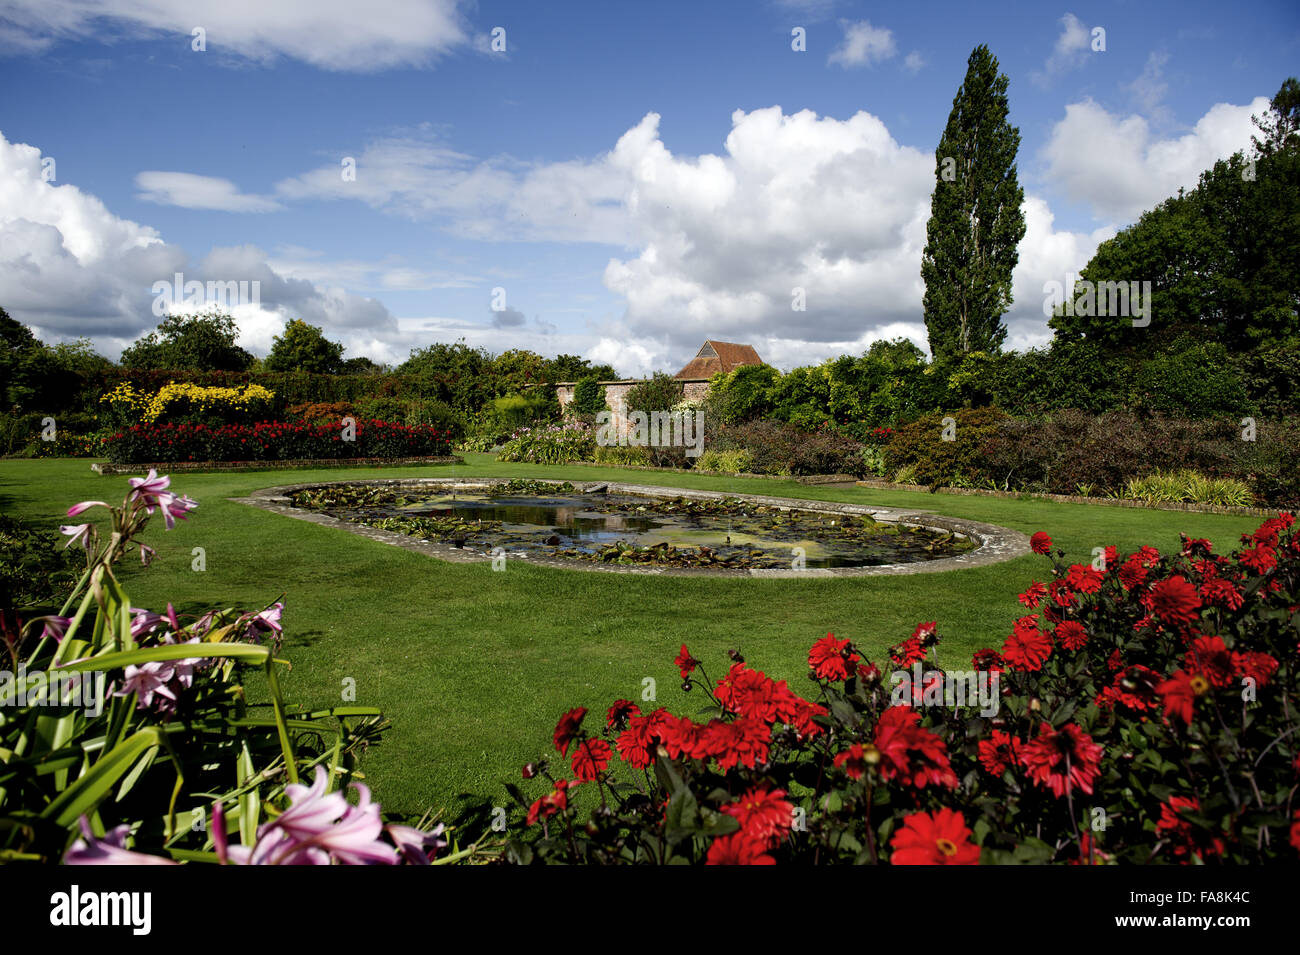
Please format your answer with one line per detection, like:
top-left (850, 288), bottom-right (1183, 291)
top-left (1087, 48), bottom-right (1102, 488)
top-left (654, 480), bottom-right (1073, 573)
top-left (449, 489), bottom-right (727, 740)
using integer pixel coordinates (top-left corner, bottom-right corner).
top-left (93, 455), bottom-right (462, 475)
top-left (233, 477), bottom-right (1031, 579)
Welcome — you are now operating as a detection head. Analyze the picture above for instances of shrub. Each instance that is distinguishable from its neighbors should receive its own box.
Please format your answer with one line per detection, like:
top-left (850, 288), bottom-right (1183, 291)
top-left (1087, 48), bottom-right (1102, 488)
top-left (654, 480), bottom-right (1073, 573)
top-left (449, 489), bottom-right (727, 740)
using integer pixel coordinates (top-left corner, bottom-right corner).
top-left (0, 515), bottom-right (79, 620)
top-left (696, 448), bottom-right (755, 474)
top-left (715, 420), bottom-right (865, 476)
top-left (101, 420), bottom-right (452, 463)
top-left (592, 444), bottom-right (652, 466)
top-left (1125, 470), bottom-right (1254, 507)
top-left (883, 408), bottom-right (1009, 487)
top-left (623, 373), bottom-right (684, 419)
top-left (101, 381), bottom-right (275, 427)
top-left (286, 400), bottom-right (356, 424)
top-left (569, 376), bottom-right (607, 417)
top-left (505, 513), bottom-right (1300, 864)
top-left (1129, 340), bottom-right (1251, 418)
top-left (1240, 420), bottom-right (1300, 508)
top-left (496, 422), bottom-right (595, 465)
top-left (707, 364), bottom-right (781, 424)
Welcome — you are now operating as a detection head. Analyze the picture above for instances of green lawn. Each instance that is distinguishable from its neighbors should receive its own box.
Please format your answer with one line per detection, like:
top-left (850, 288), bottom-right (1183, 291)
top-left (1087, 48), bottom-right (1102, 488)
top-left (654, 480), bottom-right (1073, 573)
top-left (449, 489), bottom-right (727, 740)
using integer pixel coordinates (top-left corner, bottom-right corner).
top-left (0, 456), bottom-right (1268, 824)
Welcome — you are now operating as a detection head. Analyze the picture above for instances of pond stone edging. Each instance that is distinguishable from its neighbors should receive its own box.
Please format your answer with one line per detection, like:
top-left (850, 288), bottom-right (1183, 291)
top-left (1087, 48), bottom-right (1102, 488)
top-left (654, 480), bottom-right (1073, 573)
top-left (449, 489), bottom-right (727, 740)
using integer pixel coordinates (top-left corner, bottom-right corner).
top-left (231, 477), bottom-right (1031, 579)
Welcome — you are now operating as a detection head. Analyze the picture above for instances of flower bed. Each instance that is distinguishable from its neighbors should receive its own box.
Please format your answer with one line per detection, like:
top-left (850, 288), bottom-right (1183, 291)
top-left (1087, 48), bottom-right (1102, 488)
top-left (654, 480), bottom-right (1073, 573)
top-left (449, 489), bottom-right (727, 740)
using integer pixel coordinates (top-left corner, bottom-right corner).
top-left (507, 515), bottom-right (1300, 864)
top-left (101, 419), bottom-right (452, 463)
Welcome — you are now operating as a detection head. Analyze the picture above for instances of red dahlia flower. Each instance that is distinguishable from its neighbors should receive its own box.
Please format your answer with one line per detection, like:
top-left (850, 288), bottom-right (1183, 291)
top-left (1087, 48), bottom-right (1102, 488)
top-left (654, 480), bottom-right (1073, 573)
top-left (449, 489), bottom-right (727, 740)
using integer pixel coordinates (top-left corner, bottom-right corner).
top-left (1018, 721), bottom-right (1103, 799)
top-left (552, 707), bottom-right (587, 756)
top-left (706, 830), bottom-right (775, 865)
top-left (1030, 532), bottom-right (1052, 555)
top-left (808, 633), bottom-right (859, 681)
top-left (1156, 795), bottom-right (1225, 862)
top-left (720, 787), bottom-right (794, 847)
top-left (674, 643), bottom-right (700, 679)
top-left (1002, 617), bottom-right (1052, 671)
top-left (873, 706), bottom-right (957, 789)
top-left (570, 738), bottom-right (611, 781)
top-left (1184, 635), bottom-right (1235, 688)
top-left (1054, 620), bottom-right (1088, 651)
top-left (890, 808), bottom-right (980, 865)
top-left (606, 699), bottom-right (640, 728)
top-left (1147, 575), bottom-right (1202, 627)
top-left (978, 730), bottom-right (1021, 776)
top-left (889, 635), bottom-right (926, 667)
top-left (833, 742), bottom-right (880, 780)
top-left (1157, 669), bottom-right (1208, 724)
top-left (1018, 582), bottom-right (1047, 608)
top-left (526, 779), bottom-right (573, 826)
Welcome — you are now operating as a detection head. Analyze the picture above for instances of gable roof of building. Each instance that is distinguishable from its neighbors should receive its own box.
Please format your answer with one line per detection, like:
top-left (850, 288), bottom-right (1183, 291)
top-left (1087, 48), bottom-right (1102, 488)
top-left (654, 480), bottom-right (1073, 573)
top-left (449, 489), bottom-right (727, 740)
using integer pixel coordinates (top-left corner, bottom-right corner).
top-left (674, 340), bottom-right (764, 379)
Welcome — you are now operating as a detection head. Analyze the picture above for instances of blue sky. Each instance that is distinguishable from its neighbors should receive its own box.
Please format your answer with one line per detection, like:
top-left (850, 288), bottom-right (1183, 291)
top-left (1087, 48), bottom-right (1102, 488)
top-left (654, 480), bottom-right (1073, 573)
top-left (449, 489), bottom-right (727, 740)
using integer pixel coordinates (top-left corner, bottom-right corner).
top-left (1, 0), bottom-right (1296, 374)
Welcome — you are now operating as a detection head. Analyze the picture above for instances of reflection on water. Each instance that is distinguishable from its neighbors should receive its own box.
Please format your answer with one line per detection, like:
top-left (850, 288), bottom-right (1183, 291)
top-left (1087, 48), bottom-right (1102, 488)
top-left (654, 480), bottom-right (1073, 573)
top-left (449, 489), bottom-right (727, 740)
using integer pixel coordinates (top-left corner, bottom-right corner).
top-left (359, 492), bottom-right (967, 569)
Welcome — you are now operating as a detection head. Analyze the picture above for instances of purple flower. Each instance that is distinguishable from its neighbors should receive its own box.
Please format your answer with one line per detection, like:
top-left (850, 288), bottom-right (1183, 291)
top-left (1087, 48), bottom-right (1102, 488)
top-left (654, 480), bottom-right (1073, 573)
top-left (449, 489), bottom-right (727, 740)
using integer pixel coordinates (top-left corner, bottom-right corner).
top-left (60, 523), bottom-right (92, 550)
top-left (116, 661), bottom-right (178, 710)
top-left (66, 501), bottom-right (108, 518)
top-left (36, 615), bottom-right (73, 642)
top-left (128, 469), bottom-right (171, 511)
top-left (388, 822), bottom-right (448, 864)
top-left (157, 492), bottom-right (198, 530)
top-left (129, 608), bottom-right (165, 640)
top-left (237, 767), bottom-right (397, 866)
top-left (245, 602), bottom-right (284, 641)
top-left (64, 818), bottom-right (176, 865)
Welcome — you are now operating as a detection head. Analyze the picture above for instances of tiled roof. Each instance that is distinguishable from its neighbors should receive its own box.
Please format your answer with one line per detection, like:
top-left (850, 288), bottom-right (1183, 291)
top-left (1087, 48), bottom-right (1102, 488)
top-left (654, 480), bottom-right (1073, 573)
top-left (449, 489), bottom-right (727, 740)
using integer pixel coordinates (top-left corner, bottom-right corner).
top-left (675, 340), bottom-right (764, 379)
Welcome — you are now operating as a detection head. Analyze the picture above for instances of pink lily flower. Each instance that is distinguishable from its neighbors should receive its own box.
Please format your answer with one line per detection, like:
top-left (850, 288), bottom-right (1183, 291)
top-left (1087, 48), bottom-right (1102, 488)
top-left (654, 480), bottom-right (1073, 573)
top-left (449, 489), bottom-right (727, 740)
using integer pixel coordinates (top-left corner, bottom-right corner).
top-left (245, 602), bottom-right (284, 641)
top-left (128, 469), bottom-right (171, 511)
top-left (388, 823), bottom-right (448, 864)
top-left (251, 767), bottom-right (397, 866)
top-left (37, 616), bottom-right (73, 642)
top-left (66, 500), bottom-right (109, 517)
top-left (116, 661), bottom-right (178, 710)
top-left (157, 492), bottom-right (198, 530)
top-left (60, 523), bottom-right (93, 550)
top-left (64, 818), bottom-right (177, 865)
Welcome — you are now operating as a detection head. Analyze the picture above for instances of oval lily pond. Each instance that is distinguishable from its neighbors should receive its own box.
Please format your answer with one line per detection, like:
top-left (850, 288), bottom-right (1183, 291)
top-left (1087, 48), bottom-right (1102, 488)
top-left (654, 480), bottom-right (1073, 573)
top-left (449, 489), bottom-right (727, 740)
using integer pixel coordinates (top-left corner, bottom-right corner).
top-left (286, 480), bottom-right (977, 570)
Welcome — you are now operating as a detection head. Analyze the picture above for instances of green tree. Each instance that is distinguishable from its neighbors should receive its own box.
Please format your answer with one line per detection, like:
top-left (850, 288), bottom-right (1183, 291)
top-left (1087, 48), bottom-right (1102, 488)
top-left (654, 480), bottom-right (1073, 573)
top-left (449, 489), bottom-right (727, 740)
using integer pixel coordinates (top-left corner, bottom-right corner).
top-left (544, 354), bottom-right (618, 382)
top-left (264, 319), bottom-right (345, 375)
top-left (1252, 77), bottom-right (1300, 158)
top-left (0, 307), bottom-right (40, 409)
top-left (1051, 80), bottom-right (1299, 354)
top-left (623, 372), bottom-right (683, 415)
top-left (120, 309), bottom-right (254, 371)
top-left (921, 45), bottom-right (1027, 362)
top-left (340, 356), bottom-right (385, 375)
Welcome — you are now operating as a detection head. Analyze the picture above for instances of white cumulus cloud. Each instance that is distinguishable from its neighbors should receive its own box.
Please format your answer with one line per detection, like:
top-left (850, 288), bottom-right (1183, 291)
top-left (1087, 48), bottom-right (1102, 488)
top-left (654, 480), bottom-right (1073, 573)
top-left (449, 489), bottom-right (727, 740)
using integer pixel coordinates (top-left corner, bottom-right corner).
top-left (0, 0), bottom-right (469, 70)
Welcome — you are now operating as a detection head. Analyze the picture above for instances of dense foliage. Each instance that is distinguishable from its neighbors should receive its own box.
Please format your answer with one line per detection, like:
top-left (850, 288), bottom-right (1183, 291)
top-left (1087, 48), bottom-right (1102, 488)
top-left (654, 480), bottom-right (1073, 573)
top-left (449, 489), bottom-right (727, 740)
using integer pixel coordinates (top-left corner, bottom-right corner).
top-left (102, 420), bottom-right (453, 463)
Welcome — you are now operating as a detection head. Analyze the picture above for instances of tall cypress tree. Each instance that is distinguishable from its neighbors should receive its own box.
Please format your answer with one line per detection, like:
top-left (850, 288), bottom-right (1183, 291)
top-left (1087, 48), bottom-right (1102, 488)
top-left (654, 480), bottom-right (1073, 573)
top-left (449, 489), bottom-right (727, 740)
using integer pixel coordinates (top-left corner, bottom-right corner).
top-left (921, 45), bottom-right (1026, 362)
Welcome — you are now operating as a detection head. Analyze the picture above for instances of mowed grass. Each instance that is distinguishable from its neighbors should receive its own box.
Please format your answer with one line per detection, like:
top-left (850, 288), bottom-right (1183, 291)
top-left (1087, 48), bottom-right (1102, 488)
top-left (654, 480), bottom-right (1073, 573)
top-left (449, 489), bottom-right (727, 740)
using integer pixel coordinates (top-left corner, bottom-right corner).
top-left (0, 456), bottom-right (1269, 821)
